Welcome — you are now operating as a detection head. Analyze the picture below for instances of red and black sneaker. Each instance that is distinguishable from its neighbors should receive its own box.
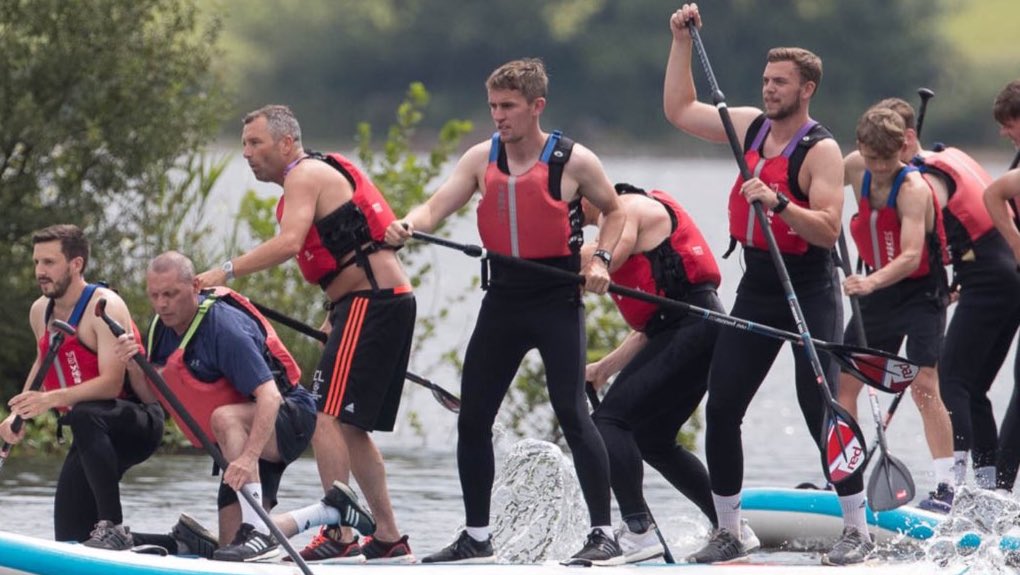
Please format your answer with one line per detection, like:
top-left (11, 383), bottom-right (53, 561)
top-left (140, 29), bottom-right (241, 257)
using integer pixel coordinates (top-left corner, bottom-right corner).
top-left (286, 526), bottom-right (365, 564)
top-left (361, 534), bottom-right (416, 564)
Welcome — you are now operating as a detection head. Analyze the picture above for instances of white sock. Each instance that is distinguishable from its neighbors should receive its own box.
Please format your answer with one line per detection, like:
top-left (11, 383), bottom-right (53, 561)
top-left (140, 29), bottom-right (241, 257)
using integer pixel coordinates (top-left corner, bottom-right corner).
top-left (593, 525), bottom-right (613, 539)
top-left (712, 493), bottom-right (742, 535)
top-left (239, 483), bottom-right (269, 533)
top-left (286, 502), bottom-right (341, 534)
top-left (933, 457), bottom-right (955, 487)
top-left (953, 451), bottom-right (968, 485)
top-left (465, 526), bottom-right (490, 542)
top-left (839, 492), bottom-right (869, 533)
top-left (976, 466), bottom-right (997, 489)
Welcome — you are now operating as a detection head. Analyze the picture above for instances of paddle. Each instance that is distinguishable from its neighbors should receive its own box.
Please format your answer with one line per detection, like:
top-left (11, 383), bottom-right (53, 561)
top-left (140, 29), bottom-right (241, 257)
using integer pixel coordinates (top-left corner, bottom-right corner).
top-left (94, 299), bottom-right (315, 575)
top-left (836, 232), bottom-right (916, 510)
top-left (584, 382), bottom-right (675, 564)
top-left (686, 22), bottom-right (867, 485)
top-left (247, 300), bottom-right (461, 414)
top-left (915, 88), bottom-right (935, 147)
top-left (0, 320), bottom-right (76, 474)
top-left (412, 230), bottom-right (921, 397)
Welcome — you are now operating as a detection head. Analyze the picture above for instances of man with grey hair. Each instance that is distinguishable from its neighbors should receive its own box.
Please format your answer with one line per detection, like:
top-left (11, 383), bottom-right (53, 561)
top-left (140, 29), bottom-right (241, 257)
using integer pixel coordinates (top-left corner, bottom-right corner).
top-left (195, 105), bottom-right (418, 563)
top-left (116, 251), bottom-right (344, 562)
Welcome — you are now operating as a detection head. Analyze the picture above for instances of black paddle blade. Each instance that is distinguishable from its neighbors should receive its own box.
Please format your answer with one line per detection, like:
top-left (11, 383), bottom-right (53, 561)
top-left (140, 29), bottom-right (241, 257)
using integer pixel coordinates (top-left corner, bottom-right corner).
top-left (867, 453), bottom-right (916, 511)
top-left (820, 403), bottom-right (867, 485)
top-left (832, 346), bottom-right (919, 394)
top-left (431, 386), bottom-right (461, 414)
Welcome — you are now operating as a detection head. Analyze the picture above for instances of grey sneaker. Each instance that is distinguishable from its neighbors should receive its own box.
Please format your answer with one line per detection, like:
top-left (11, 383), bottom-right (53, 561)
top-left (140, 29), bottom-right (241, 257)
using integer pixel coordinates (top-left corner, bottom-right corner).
top-left (322, 480), bottom-right (376, 535)
top-left (82, 520), bottom-right (133, 551)
top-left (421, 530), bottom-right (495, 564)
top-left (171, 513), bottom-right (218, 559)
top-left (822, 526), bottom-right (875, 566)
top-left (212, 523), bottom-right (281, 562)
top-left (562, 529), bottom-right (624, 566)
top-left (686, 528), bottom-right (746, 564)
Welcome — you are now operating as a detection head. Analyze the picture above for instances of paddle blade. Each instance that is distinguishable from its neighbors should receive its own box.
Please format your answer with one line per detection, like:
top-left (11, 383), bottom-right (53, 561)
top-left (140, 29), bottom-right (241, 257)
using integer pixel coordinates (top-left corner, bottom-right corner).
top-left (821, 404), bottom-right (867, 485)
top-left (430, 387), bottom-right (461, 414)
top-left (867, 454), bottom-right (916, 511)
top-left (833, 346), bottom-right (919, 394)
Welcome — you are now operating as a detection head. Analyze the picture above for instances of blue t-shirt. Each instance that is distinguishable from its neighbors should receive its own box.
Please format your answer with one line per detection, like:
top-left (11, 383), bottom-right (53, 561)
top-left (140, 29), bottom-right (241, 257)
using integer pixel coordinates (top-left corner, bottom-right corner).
top-left (149, 297), bottom-right (276, 397)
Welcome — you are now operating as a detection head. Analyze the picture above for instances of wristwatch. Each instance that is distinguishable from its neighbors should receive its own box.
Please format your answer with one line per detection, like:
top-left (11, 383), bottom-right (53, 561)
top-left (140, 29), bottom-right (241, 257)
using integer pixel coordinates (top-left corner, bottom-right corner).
top-left (773, 192), bottom-right (790, 214)
top-left (593, 249), bottom-right (613, 268)
top-left (221, 260), bottom-right (235, 282)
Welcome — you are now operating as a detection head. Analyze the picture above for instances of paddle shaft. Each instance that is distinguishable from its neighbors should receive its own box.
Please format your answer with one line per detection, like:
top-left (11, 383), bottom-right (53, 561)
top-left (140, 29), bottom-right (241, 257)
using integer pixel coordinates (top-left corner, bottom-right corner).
top-left (95, 300), bottom-right (315, 575)
top-left (836, 233), bottom-right (895, 458)
top-left (412, 230), bottom-right (916, 395)
top-left (0, 321), bottom-right (75, 471)
top-left (584, 383), bottom-right (675, 564)
top-left (248, 300), bottom-right (460, 413)
top-left (916, 88), bottom-right (935, 144)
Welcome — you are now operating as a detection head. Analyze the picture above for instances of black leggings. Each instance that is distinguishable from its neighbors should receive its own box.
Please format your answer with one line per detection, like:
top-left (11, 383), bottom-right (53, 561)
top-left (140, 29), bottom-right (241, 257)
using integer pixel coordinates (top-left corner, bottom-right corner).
top-left (937, 235), bottom-right (1020, 487)
top-left (54, 399), bottom-right (164, 542)
top-left (458, 290), bottom-right (611, 527)
top-left (704, 258), bottom-right (865, 498)
top-left (593, 290), bottom-right (721, 527)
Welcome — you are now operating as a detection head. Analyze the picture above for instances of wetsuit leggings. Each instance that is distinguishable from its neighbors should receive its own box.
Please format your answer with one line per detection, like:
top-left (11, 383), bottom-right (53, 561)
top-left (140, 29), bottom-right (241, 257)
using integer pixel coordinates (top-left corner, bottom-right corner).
top-left (593, 290), bottom-right (722, 527)
top-left (937, 235), bottom-right (1020, 488)
top-left (705, 277), bottom-right (865, 498)
top-left (458, 291), bottom-right (611, 527)
top-left (54, 399), bottom-right (164, 542)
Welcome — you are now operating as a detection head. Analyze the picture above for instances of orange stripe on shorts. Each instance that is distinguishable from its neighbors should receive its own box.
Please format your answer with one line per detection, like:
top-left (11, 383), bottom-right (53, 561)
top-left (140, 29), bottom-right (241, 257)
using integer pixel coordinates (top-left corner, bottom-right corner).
top-left (324, 296), bottom-right (369, 416)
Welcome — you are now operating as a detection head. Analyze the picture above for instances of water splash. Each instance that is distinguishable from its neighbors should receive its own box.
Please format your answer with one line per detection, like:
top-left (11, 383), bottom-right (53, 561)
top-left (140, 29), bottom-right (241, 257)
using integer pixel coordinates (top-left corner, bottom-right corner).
top-left (489, 437), bottom-right (588, 563)
top-left (924, 485), bottom-right (1020, 573)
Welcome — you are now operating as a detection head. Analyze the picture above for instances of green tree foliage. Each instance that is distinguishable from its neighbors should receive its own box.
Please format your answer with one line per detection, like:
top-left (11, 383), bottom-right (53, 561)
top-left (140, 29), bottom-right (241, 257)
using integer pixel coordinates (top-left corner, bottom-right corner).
top-left (219, 0), bottom-right (952, 149)
top-left (0, 0), bottom-right (231, 398)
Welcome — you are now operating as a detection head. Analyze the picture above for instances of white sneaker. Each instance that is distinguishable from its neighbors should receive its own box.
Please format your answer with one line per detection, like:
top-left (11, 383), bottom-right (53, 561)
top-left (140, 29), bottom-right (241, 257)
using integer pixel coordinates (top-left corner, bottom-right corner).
top-left (615, 523), bottom-right (664, 563)
top-left (740, 519), bottom-right (761, 553)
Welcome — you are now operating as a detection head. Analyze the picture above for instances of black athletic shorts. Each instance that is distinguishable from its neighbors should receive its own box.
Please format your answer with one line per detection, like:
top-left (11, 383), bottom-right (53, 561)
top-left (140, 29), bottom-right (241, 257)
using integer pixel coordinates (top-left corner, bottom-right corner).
top-left (312, 287), bottom-right (416, 432)
top-left (844, 275), bottom-right (946, 367)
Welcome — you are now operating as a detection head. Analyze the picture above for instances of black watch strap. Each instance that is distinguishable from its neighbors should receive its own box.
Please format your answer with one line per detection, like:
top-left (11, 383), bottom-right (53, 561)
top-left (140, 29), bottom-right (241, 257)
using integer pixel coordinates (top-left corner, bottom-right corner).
top-left (774, 192), bottom-right (790, 214)
top-left (593, 249), bottom-right (612, 267)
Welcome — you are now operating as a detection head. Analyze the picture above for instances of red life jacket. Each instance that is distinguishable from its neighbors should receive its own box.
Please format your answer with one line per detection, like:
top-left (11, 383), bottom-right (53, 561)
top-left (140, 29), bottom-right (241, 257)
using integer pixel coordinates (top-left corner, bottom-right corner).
top-left (39, 284), bottom-right (140, 412)
top-left (276, 151), bottom-right (397, 290)
top-left (727, 117), bottom-right (830, 256)
top-left (911, 147), bottom-right (998, 263)
top-left (849, 166), bottom-right (949, 279)
top-left (610, 187), bottom-right (721, 331)
top-left (477, 131), bottom-right (583, 259)
top-left (146, 287), bottom-right (302, 448)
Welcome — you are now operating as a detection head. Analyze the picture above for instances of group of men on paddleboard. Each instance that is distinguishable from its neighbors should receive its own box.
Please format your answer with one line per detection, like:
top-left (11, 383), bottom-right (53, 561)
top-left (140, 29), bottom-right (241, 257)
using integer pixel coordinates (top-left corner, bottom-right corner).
top-left (5, 1), bottom-right (1020, 568)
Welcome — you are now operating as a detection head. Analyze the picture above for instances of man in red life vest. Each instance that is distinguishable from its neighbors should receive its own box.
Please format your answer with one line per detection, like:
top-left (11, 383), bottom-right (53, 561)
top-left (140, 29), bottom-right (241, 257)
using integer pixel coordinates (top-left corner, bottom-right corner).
top-left (385, 58), bottom-right (626, 566)
top-left (982, 79), bottom-right (1020, 493)
top-left (194, 105), bottom-right (417, 563)
top-left (0, 224), bottom-right (164, 550)
top-left (580, 183), bottom-right (761, 563)
top-left (665, 4), bottom-right (871, 566)
top-left (870, 97), bottom-right (1016, 504)
top-left (839, 106), bottom-right (955, 512)
top-left (115, 251), bottom-right (357, 562)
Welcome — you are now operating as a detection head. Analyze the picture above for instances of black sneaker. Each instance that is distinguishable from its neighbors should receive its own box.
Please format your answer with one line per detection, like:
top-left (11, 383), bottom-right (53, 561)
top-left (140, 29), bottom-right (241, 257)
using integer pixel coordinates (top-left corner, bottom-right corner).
top-left (171, 513), bottom-right (218, 559)
top-left (212, 523), bottom-right (281, 562)
top-left (361, 534), bottom-right (416, 563)
top-left (82, 520), bottom-right (134, 551)
top-left (821, 526), bottom-right (875, 566)
top-left (421, 530), bottom-right (495, 564)
top-left (917, 482), bottom-right (955, 514)
top-left (686, 528), bottom-right (746, 564)
top-left (562, 529), bottom-right (624, 566)
top-left (322, 480), bottom-right (376, 535)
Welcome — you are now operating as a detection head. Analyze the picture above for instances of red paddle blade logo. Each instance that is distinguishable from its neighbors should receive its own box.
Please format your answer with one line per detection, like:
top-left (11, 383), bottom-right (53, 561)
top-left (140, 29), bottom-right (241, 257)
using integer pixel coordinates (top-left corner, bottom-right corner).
top-left (826, 419), bottom-right (864, 483)
top-left (853, 355), bottom-right (917, 393)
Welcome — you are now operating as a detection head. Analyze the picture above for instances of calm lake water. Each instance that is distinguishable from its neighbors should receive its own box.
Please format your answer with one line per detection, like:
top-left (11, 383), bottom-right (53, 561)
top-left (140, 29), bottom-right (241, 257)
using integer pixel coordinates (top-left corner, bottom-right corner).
top-left (3, 150), bottom-right (1019, 571)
